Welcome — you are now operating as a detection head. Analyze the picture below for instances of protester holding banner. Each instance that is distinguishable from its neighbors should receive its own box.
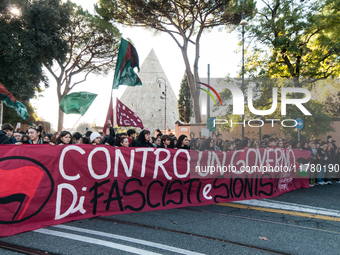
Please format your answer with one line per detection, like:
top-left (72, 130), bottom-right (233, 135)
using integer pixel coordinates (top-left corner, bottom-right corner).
top-left (177, 135), bottom-right (190, 150)
top-left (80, 137), bottom-right (90, 144)
top-left (136, 130), bottom-right (153, 147)
top-left (25, 125), bottom-right (44, 144)
top-left (13, 131), bottom-right (22, 142)
top-left (158, 135), bottom-right (171, 149)
top-left (200, 137), bottom-right (215, 151)
top-left (72, 132), bottom-right (82, 144)
top-left (43, 133), bottom-right (52, 143)
top-left (127, 129), bottom-right (137, 146)
top-left (55, 131), bottom-right (73, 145)
top-left (223, 141), bottom-right (234, 152)
top-left (1, 123), bottom-right (18, 144)
top-left (0, 130), bottom-right (9, 144)
top-left (90, 132), bottom-right (102, 145)
top-left (119, 137), bottom-right (129, 147)
top-left (51, 132), bottom-right (60, 144)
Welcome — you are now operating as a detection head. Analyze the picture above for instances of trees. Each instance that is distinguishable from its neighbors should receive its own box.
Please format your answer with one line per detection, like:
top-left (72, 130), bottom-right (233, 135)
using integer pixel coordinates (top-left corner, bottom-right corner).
top-left (0, 0), bottom-right (72, 123)
top-left (96, 0), bottom-right (255, 124)
top-left (246, 0), bottom-right (340, 82)
top-left (178, 74), bottom-right (192, 123)
top-left (227, 0), bottom-right (340, 139)
top-left (75, 122), bottom-right (92, 133)
top-left (44, 4), bottom-right (121, 131)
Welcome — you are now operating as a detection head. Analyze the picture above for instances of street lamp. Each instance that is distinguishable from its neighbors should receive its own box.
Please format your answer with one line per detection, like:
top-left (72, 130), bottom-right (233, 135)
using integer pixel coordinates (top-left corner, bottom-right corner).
top-left (157, 77), bottom-right (167, 133)
top-left (240, 3), bottom-right (248, 140)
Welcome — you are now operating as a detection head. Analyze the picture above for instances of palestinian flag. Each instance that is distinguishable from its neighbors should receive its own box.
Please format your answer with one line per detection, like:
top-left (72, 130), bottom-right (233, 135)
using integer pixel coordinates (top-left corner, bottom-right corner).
top-left (112, 38), bottom-right (142, 89)
top-left (0, 83), bottom-right (33, 125)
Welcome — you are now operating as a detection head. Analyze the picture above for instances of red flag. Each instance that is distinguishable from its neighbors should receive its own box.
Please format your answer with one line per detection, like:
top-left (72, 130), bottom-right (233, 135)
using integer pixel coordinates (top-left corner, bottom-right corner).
top-left (116, 98), bottom-right (143, 129)
top-left (0, 83), bottom-right (17, 102)
top-left (103, 97), bottom-right (114, 133)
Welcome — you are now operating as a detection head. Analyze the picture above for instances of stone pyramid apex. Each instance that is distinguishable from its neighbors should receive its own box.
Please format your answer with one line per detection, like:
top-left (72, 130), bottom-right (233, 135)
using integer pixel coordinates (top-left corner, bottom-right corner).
top-left (140, 48), bottom-right (165, 75)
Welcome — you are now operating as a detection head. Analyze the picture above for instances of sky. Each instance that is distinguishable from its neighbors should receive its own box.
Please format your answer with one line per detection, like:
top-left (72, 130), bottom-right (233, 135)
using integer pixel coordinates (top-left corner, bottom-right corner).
top-left (31, 0), bottom-right (242, 130)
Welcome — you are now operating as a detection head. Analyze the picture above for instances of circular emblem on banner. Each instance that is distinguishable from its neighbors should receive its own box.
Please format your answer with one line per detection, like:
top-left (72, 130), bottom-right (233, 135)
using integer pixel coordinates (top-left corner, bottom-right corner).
top-left (0, 156), bottom-right (54, 224)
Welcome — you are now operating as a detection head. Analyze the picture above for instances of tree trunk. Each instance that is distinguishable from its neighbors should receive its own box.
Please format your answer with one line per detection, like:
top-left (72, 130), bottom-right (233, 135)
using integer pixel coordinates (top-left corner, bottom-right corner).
top-left (57, 107), bottom-right (64, 131)
top-left (180, 48), bottom-right (201, 124)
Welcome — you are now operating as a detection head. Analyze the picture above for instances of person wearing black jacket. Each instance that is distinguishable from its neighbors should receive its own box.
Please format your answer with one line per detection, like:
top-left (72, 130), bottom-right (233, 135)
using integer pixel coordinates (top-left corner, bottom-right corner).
top-left (136, 130), bottom-right (153, 147)
top-left (177, 135), bottom-right (190, 150)
top-left (101, 126), bottom-right (116, 146)
top-left (2, 123), bottom-right (17, 144)
top-left (158, 135), bottom-right (170, 148)
top-left (315, 145), bottom-right (327, 185)
top-left (101, 120), bottom-right (116, 146)
top-left (0, 130), bottom-right (9, 144)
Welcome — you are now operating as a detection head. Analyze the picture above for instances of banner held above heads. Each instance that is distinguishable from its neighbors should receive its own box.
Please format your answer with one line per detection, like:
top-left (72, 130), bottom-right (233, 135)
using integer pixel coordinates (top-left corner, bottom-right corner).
top-left (59, 92), bottom-right (97, 116)
top-left (116, 98), bottom-right (144, 129)
top-left (0, 83), bottom-right (33, 125)
top-left (0, 146), bottom-right (310, 237)
top-left (112, 38), bottom-right (142, 89)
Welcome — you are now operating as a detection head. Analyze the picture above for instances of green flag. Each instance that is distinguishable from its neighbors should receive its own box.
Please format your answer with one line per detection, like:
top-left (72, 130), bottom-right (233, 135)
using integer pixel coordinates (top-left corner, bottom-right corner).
top-left (60, 92), bottom-right (97, 115)
top-left (112, 38), bottom-right (142, 89)
top-left (0, 83), bottom-right (33, 124)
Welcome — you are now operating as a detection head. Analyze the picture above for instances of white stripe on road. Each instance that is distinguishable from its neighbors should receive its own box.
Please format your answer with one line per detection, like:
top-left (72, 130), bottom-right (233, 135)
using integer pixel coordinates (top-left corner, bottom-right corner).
top-left (52, 225), bottom-right (204, 255)
top-left (34, 228), bottom-right (161, 255)
top-left (232, 199), bottom-right (340, 217)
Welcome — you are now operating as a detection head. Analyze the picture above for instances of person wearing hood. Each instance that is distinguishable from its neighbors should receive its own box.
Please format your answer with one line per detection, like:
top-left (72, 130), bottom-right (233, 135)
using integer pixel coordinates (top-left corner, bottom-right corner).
top-left (0, 130), bottom-right (9, 144)
top-left (136, 130), bottom-right (153, 147)
top-left (2, 123), bottom-right (18, 144)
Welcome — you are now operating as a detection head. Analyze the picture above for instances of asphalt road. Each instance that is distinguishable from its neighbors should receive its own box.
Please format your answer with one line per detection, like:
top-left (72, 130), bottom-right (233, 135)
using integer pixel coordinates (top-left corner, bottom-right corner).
top-left (1, 182), bottom-right (339, 255)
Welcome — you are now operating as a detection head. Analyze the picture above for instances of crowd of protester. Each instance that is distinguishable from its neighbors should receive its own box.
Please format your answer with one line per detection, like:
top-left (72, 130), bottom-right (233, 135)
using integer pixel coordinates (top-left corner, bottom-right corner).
top-left (1, 122), bottom-right (339, 186)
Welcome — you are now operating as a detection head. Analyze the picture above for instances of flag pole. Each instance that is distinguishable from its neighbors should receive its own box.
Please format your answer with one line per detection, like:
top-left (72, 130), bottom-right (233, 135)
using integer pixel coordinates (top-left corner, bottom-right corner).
top-left (108, 88), bottom-right (114, 126)
top-left (70, 115), bottom-right (82, 132)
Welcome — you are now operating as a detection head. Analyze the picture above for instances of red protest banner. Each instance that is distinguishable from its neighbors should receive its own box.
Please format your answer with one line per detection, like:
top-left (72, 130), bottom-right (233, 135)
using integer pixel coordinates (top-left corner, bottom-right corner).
top-left (0, 145), bottom-right (310, 237)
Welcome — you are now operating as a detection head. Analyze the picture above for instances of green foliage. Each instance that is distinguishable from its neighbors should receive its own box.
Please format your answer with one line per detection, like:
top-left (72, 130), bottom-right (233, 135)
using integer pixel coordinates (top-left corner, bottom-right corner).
top-left (312, 79), bottom-right (340, 117)
top-left (178, 74), bottom-right (192, 123)
top-left (229, 0), bottom-right (340, 138)
top-left (245, 0), bottom-right (340, 81)
top-left (0, 0), bottom-right (72, 101)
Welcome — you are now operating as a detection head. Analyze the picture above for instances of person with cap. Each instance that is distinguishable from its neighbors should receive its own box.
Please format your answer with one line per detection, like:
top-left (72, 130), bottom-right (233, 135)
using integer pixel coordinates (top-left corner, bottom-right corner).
top-left (2, 123), bottom-right (18, 144)
top-left (90, 132), bottom-right (102, 145)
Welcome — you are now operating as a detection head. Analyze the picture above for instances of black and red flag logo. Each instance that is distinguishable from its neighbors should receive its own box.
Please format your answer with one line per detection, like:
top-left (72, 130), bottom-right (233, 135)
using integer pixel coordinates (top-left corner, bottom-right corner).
top-left (0, 157), bottom-right (54, 224)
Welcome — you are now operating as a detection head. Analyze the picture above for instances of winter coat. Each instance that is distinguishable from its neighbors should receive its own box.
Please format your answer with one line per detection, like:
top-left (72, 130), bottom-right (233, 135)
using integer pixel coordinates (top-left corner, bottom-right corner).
top-left (135, 130), bottom-right (153, 147)
top-left (0, 130), bottom-right (9, 144)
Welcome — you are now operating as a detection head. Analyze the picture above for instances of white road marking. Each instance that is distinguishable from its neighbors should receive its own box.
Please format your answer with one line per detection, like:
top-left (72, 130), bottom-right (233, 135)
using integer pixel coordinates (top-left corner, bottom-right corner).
top-left (52, 225), bottom-right (205, 255)
top-left (232, 199), bottom-right (340, 217)
top-left (34, 228), bottom-right (161, 255)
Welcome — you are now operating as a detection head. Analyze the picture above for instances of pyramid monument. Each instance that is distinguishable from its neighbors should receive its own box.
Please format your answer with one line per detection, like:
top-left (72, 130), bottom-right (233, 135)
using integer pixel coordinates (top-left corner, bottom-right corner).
top-left (118, 49), bottom-right (179, 132)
